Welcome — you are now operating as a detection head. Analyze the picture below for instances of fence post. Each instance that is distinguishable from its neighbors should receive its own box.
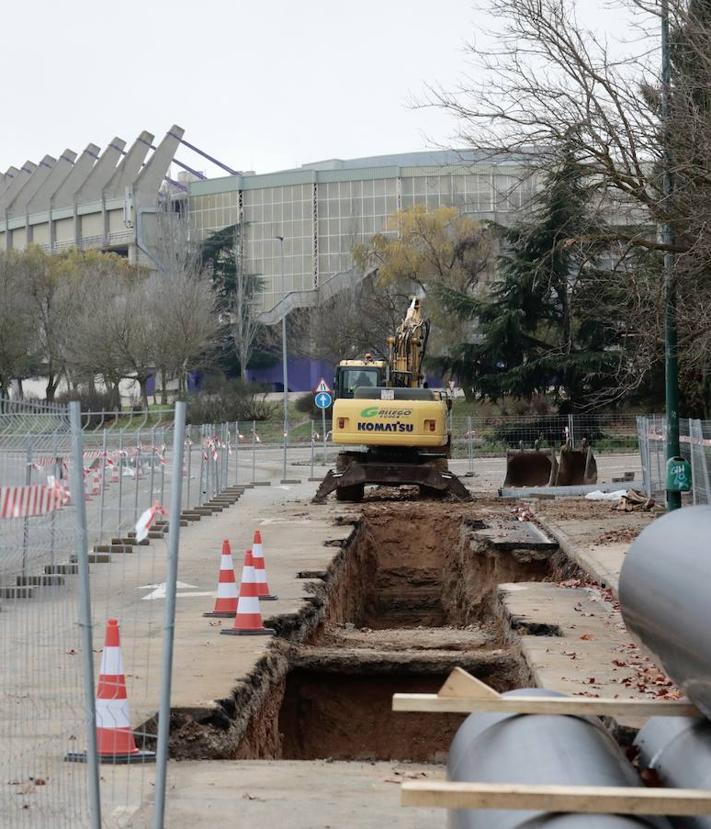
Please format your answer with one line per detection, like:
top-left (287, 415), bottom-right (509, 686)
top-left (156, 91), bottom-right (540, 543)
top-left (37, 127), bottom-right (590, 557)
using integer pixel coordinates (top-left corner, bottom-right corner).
top-left (658, 418), bottom-right (667, 505)
top-left (153, 402), bottom-right (186, 829)
top-left (234, 420), bottom-right (239, 486)
top-left (22, 437), bottom-right (32, 577)
top-left (49, 437), bottom-right (59, 570)
top-left (159, 426), bottom-right (166, 507)
top-left (148, 427), bottom-right (156, 511)
top-left (310, 420), bottom-right (315, 479)
top-left (637, 416), bottom-right (651, 498)
top-left (68, 401), bottom-right (102, 829)
top-left (198, 425), bottom-right (205, 505)
top-left (185, 428), bottom-right (192, 508)
top-left (251, 420), bottom-right (257, 484)
top-left (687, 418), bottom-right (698, 506)
top-left (322, 406), bottom-right (327, 466)
top-left (117, 433), bottom-right (124, 535)
top-left (133, 430), bottom-right (142, 523)
top-left (99, 428), bottom-right (107, 544)
top-left (223, 423), bottom-right (229, 491)
top-left (692, 419), bottom-right (711, 504)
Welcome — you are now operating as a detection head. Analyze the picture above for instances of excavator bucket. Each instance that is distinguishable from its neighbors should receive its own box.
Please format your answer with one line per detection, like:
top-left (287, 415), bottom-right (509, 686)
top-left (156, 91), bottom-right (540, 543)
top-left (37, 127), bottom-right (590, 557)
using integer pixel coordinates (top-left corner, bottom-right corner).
top-left (503, 449), bottom-right (558, 488)
top-left (557, 443), bottom-right (597, 487)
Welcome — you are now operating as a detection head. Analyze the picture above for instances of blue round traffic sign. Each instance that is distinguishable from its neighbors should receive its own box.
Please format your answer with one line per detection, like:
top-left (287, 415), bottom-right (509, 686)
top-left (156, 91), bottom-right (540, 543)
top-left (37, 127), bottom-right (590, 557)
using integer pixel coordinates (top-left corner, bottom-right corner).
top-left (314, 392), bottom-right (333, 409)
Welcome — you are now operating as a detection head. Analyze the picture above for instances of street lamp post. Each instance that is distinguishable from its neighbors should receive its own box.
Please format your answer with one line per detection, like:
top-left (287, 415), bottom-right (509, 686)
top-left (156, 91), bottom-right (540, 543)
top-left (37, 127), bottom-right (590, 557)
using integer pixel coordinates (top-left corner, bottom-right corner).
top-left (276, 235), bottom-right (289, 482)
top-left (661, 0), bottom-right (682, 511)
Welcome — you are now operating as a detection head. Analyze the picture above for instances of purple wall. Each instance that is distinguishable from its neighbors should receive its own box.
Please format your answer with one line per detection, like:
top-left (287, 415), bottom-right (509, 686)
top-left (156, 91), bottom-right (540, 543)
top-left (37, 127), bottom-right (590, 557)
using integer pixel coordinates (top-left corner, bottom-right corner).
top-left (247, 358), bottom-right (335, 393)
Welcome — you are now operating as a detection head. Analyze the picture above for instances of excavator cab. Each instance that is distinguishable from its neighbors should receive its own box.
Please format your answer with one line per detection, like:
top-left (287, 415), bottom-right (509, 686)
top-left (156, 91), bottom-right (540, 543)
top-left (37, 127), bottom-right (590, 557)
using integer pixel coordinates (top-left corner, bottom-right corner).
top-left (333, 358), bottom-right (386, 400)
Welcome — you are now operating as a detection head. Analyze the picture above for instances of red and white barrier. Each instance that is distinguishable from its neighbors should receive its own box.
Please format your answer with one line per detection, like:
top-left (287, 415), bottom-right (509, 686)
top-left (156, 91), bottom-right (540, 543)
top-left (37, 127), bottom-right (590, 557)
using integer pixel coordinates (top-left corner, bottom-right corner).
top-left (0, 483), bottom-right (70, 519)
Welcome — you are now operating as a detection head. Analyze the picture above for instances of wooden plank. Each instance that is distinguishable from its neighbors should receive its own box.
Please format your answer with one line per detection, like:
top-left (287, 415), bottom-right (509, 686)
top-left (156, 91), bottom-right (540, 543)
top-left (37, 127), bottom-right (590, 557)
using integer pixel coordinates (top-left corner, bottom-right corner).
top-left (439, 668), bottom-right (500, 700)
top-left (400, 781), bottom-right (711, 816)
top-left (392, 693), bottom-right (700, 717)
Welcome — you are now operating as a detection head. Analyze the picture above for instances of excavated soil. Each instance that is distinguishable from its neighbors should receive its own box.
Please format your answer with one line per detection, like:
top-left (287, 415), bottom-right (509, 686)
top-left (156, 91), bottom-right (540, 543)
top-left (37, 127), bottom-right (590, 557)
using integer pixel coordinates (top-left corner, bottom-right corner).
top-left (167, 501), bottom-right (572, 762)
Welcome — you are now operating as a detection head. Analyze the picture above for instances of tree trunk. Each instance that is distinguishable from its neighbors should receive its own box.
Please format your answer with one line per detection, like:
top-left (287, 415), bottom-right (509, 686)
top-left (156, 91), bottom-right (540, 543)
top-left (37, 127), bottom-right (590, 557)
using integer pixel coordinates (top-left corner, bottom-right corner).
top-left (139, 377), bottom-right (150, 410)
top-left (111, 380), bottom-right (122, 411)
top-left (160, 368), bottom-right (168, 405)
top-left (46, 371), bottom-right (59, 402)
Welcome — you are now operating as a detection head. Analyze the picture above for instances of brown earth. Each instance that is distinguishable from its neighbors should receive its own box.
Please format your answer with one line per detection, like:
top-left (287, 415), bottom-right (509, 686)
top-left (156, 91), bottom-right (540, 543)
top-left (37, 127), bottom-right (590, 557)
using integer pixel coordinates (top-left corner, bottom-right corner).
top-left (167, 496), bottom-right (657, 764)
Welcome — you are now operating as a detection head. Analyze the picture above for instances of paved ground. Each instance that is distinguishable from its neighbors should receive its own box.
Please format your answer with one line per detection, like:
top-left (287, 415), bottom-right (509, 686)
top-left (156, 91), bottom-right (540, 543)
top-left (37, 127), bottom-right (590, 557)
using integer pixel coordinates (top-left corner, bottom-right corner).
top-left (107, 761), bottom-right (444, 829)
top-left (3, 449), bottom-right (655, 827)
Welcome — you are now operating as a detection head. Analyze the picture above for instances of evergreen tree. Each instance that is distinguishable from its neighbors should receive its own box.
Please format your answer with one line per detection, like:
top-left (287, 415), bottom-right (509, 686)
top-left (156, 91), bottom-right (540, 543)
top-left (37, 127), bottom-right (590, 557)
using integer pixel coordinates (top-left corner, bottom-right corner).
top-left (435, 145), bottom-right (621, 408)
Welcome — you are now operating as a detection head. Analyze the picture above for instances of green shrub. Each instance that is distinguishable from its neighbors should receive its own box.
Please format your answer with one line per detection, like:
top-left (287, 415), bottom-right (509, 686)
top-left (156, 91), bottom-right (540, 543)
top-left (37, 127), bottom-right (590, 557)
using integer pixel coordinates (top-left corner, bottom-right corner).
top-left (186, 379), bottom-right (277, 425)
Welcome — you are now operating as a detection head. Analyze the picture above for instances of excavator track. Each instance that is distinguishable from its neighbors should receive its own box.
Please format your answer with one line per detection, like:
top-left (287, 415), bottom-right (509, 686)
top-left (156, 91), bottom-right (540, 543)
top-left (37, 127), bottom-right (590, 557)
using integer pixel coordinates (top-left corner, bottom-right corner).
top-left (312, 455), bottom-right (472, 504)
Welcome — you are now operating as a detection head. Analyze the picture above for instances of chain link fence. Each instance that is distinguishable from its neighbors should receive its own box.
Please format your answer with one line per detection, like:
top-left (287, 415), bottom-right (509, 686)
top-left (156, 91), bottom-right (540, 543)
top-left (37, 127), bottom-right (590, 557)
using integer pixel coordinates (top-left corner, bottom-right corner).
top-left (637, 415), bottom-right (711, 504)
top-left (0, 399), bottom-right (652, 826)
top-left (0, 398), bottom-right (89, 827)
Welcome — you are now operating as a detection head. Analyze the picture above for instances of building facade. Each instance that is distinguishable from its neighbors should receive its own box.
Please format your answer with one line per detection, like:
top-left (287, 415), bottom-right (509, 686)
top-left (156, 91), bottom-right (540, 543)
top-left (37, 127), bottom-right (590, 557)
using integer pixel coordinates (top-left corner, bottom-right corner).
top-left (0, 125), bottom-right (233, 268)
top-left (188, 150), bottom-right (539, 317)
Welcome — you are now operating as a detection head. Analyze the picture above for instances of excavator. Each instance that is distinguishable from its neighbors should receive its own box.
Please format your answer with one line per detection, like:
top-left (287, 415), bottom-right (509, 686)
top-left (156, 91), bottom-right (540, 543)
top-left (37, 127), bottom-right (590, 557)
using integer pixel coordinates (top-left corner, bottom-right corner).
top-left (313, 298), bottom-right (471, 503)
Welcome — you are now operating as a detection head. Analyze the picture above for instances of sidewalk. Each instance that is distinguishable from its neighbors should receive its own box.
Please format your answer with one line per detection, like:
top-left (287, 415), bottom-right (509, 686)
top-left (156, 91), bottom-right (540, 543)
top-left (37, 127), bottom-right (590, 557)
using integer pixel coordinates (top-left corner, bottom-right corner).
top-left (533, 497), bottom-right (657, 595)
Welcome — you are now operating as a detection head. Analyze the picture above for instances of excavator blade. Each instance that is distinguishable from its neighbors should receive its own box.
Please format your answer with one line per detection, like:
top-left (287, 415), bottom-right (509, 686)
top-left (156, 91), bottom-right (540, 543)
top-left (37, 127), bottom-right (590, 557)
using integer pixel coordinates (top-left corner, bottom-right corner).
top-left (557, 444), bottom-right (598, 486)
top-left (312, 458), bottom-right (472, 504)
top-left (503, 449), bottom-right (558, 488)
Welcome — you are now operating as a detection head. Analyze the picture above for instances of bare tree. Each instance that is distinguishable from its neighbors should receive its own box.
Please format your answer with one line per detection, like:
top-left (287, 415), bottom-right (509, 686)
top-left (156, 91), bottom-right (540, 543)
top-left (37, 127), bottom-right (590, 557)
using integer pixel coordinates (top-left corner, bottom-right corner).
top-left (150, 209), bottom-right (220, 398)
top-left (428, 0), bottom-right (711, 407)
top-left (0, 251), bottom-right (34, 397)
top-left (61, 251), bottom-right (142, 408)
top-left (229, 225), bottom-right (263, 383)
top-left (20, 246), bottom-right (76, 400)
top-left (290, 275), bottom-right (406, 364)
top-left (148, 268), bottom-right (219, 397)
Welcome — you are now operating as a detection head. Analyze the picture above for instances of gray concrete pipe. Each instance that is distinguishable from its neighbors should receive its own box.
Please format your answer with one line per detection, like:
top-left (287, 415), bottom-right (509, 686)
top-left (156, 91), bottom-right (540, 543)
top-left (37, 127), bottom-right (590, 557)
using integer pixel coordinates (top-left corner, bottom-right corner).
top-left (447, 689), bottom-right (670, 829)
top-left (619, 505), bottom-right (711, 719)
top-left (635, 716), bottom-right (711, 829)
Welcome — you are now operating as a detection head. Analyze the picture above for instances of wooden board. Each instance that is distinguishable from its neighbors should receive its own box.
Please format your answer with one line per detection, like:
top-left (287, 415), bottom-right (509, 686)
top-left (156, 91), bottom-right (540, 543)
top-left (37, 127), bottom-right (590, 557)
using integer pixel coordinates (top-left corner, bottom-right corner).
top-left (392, 667), bottom-right (700, 718)
top-left (401, 781), bottom-right (711, 816)
top-left (392, 692), bottom-right (699, 717)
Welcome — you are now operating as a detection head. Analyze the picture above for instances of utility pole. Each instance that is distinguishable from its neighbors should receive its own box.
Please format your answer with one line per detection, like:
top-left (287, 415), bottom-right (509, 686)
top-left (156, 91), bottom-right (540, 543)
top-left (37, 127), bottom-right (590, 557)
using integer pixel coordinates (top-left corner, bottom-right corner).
top-left (276, 234), bottom-right (289, 483)
top-left (661, 0), bottom-right (682, 511)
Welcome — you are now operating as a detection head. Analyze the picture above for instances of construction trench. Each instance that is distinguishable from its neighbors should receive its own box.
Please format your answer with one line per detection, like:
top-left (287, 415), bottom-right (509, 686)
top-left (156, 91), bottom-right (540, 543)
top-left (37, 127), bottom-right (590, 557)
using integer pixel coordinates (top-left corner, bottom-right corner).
top-left (160, 500), bottom-right (587, 764)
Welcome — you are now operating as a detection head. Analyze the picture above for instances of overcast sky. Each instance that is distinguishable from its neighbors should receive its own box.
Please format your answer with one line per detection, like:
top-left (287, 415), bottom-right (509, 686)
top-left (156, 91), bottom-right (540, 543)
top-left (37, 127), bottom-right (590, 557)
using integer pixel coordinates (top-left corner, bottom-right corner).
top-left (2, 1), bottom-right (649, 177)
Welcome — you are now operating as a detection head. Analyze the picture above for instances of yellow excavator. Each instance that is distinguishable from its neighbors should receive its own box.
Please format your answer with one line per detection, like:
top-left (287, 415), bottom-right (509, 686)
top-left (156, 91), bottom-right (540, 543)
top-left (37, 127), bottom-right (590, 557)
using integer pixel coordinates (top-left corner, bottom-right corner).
top-left (313, 298), bottom-right (471, 503)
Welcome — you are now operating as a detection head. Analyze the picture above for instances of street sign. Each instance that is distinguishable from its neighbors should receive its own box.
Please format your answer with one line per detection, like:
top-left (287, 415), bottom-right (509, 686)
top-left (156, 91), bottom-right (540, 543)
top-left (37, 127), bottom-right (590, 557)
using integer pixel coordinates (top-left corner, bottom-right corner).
top-left (314, 391), bottom-right (333, 410)
top-left (314, 377), bottom-right (332, 394)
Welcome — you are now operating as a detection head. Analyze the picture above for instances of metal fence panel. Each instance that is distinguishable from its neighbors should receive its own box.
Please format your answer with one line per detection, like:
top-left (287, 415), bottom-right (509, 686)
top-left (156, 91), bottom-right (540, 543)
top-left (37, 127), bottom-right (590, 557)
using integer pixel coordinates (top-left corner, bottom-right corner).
top-left (0, 398), bottom-right (89, 827)
top-left (636, 415), bottom-right (711, 505)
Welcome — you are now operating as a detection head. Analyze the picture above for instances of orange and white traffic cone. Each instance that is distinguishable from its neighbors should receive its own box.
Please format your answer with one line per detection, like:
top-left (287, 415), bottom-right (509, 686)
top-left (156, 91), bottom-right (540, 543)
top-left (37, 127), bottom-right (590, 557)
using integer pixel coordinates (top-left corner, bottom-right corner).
top-left (221, 549), bottom-right (275, 637)
top-left (204, 540), bottom-right (239, 618)
top-left (66, 618), bottom-right (155, 764)
top-left (252, 529), bottom-right (277, 600)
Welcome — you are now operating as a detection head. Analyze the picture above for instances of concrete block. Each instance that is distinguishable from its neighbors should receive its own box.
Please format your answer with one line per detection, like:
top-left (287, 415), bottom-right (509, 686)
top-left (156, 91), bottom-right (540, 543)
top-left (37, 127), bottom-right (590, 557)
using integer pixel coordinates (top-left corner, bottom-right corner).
top-left (17, 574), bottom-right (65, 587)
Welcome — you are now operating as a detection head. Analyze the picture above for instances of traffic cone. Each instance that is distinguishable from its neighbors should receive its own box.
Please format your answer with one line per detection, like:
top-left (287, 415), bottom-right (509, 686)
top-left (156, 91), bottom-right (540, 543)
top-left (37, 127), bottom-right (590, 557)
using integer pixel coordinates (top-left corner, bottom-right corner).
top-left (221, 549), bottom-right (275, 637)
top-left (66, 619), bottom-right (155, 764)
top-left (204, 540), bottom-right (238, 618)
top-left (252, 529), bottom-right (277, 600)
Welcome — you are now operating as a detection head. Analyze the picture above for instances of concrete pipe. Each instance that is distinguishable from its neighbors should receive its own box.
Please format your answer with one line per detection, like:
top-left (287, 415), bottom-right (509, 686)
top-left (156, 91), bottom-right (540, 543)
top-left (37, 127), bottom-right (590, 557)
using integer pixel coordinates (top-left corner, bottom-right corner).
top-left (619, 505), bottom-right (711, 718)
top-left (635, 716), bottom-right (711, 829)
top-left (447, 689), bottom-right (671, 829)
